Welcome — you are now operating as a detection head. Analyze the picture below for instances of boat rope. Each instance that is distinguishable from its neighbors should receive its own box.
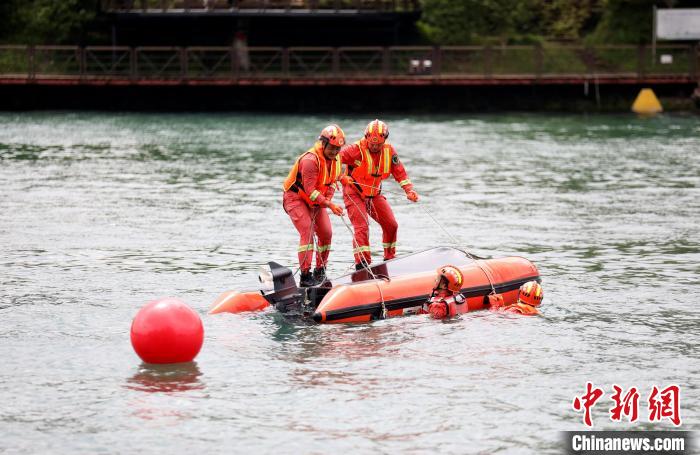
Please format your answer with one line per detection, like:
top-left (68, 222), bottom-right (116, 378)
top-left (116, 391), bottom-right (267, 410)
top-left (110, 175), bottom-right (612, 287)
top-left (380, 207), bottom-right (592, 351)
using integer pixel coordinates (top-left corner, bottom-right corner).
top-left (339, 214), bottom-right (377, 280)
top-left (341, 187), bottom-right (377, 273)
top-left (375, 281), bottom-right (387, 320)
top-left (339, 212), bottom-right (387, 319)
top-left (346, 181), bottom-right (498, 295)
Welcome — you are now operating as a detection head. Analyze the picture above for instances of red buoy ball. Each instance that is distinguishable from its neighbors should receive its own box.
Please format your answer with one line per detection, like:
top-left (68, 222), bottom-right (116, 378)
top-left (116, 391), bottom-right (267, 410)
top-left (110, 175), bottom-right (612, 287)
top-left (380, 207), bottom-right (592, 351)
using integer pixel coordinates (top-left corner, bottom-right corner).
top-left (130, 297), bottom-right (204, 364)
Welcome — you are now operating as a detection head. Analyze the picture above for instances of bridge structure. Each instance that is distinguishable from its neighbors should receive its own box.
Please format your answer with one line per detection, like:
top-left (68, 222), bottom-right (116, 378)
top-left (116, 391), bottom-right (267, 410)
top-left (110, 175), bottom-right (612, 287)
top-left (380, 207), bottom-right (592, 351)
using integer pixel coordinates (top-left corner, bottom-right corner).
top-left (1, 44), bottom-right (697, 110)
top-left (0, 44), bottom-right (697, 86)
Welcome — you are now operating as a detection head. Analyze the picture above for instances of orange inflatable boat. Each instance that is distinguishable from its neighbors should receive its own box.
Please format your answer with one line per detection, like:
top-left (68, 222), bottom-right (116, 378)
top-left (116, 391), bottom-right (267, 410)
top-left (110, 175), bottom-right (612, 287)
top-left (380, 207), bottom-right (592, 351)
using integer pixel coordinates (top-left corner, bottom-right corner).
top-left (209, 247), bottom-right (540, 323)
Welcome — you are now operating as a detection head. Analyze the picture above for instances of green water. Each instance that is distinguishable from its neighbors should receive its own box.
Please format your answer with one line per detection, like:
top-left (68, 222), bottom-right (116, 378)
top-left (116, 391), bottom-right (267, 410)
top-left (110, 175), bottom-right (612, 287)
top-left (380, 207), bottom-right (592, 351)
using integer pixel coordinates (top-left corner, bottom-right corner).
top-left (1, 112), bottom-right (699, 454)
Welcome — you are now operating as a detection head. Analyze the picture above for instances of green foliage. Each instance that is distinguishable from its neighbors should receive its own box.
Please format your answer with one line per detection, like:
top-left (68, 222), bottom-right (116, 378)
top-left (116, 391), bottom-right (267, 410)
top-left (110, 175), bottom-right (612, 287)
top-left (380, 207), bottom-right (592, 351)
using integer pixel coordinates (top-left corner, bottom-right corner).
top-left (417, 0), bottom-right (475, 44)
top-left (418, 0), bottom-right (670, 45)
top-left (1, 0), bottom-right (97, 44)
top-left (586, 0), bottom-right (656, 44)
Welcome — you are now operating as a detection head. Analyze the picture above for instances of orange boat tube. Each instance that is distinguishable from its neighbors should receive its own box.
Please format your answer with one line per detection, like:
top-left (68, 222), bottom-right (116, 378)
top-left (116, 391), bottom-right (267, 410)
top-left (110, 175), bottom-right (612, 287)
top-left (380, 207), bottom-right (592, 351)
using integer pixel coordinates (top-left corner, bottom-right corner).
top-left (313, 256), bottom-right (539, 323)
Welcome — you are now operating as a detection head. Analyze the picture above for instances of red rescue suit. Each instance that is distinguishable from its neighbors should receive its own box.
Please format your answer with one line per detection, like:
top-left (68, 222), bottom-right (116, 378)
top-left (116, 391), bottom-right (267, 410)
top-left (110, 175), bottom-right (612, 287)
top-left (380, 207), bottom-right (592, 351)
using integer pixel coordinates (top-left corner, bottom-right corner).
top-left (282, 142), bottom-right (342, 272)
top-left (489, 300), bottom-right (540, 316)
top-left (339, 139), bottom-right (414, 265)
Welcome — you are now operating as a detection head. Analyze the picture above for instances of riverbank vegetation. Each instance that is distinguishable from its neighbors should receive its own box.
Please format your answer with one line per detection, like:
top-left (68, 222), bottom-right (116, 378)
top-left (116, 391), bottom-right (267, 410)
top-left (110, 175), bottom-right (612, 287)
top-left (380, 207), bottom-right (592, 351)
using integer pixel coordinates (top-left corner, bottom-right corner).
top-left (418, 0), bottom-right (687, 46)
top-left (0, 0), bottom-right (693, 45)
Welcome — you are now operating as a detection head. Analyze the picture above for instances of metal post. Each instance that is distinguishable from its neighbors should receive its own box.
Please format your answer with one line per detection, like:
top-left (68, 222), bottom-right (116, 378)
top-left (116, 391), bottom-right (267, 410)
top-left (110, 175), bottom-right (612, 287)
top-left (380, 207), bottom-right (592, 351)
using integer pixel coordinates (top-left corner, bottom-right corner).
top-left (432, 45), bottom-right (441, 77)
top-left (231, 46), bottom-right (238, 80)
top-left (637, 44), bottom-right (646, 79)
top-left (282, 48), bottom-right (289, 77)
top-left (180, 47), bottom-right (188, 80)
top-left (382, 47), bottom-right (390, 76)
top-left (79, 46), bottom-right (86, 80)
top-left (584, 46), bottom-right (593, 75)
top-left (332, 47), bottom-right (340, 77)
top-left (484, 45), bottom-right (492, 79)
top-left (130, 47), bottom-right (137, 81)
top-left (28, 45), bottom-right (35, 81)
top-left (534, 43), bottom-right (543, 79)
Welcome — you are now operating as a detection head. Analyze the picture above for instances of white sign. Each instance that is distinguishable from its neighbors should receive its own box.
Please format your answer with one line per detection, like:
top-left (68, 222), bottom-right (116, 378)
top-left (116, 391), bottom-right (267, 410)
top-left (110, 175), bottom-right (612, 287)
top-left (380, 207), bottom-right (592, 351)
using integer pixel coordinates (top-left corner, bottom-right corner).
top-left (656, 9), bottom-right (700, 40)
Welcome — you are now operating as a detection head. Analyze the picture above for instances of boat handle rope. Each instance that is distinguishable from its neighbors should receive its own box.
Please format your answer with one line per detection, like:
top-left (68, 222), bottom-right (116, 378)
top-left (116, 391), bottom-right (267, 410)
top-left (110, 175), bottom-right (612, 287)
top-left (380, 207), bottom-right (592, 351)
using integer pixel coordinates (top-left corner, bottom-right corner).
top-left (339, 213), bottom-right (388, 319)
top-left (349, 181), bottom-right (498, 296)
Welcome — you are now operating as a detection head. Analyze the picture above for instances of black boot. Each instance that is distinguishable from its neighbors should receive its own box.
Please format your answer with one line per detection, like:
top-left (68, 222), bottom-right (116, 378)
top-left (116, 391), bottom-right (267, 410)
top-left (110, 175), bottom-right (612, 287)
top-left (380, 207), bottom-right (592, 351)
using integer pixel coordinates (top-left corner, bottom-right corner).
top-left (355, 262), bottom-right (366, 271)
top-left (299, 270), bottom-right (314, 287)
top-left (312, 267), bottom-right (326, 285)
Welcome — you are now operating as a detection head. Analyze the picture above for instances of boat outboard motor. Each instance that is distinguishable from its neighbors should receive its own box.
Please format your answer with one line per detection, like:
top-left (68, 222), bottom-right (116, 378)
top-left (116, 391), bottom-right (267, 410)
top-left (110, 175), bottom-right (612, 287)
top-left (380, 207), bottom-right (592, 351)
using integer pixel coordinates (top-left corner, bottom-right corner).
top-left (262, 262), bottom-right (304, 314)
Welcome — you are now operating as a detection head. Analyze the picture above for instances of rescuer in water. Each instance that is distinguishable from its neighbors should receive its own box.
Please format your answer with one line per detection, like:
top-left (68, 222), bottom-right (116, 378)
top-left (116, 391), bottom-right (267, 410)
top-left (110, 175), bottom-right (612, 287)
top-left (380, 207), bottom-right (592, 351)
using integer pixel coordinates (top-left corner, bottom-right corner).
top-left (282, 125), bottom-right (346, 287)
top-left (426, 269), bottom-right (543, 319)
top-left (425, 265), bottom-right (467, 319)
top-left (489, 280), bottom-right (543, 316)
top-left (338, 119), bottom-right (419, 270)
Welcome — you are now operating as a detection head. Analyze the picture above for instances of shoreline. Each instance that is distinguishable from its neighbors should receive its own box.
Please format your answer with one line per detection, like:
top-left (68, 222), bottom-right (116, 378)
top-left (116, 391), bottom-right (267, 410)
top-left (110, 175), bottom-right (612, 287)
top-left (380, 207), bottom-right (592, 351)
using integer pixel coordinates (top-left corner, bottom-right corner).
top-left (1, 82), bottom-right (697, 113)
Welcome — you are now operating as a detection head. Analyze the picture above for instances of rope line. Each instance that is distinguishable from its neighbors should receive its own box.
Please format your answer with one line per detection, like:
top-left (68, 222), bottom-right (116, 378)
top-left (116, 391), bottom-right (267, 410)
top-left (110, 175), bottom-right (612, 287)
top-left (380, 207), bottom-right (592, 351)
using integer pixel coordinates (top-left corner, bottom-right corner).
top-left (343, 181), bottom-right (498, 295)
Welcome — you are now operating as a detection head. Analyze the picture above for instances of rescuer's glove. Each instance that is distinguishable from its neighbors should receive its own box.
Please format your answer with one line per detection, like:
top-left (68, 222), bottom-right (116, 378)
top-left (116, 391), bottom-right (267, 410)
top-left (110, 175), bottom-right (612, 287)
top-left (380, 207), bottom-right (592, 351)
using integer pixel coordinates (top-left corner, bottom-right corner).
top-left (328, 202), bottom-right (344, 217)
top-left (339, 175), bottom-right (353, 186)
top-left (405, 190), bottom-right (419, 202)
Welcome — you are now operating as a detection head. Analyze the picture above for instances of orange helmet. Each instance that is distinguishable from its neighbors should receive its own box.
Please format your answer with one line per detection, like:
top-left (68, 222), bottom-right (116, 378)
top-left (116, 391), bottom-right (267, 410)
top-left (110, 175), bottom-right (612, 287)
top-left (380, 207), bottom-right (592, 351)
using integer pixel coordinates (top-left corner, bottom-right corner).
top-left (517, 281), bottom-right (543, 307)
top-left (434, 265), bottom-right (463, 293)
top-left (319, 124), bottom-right (345, 147)
top-left (364, 119), bottom-right (389, 145)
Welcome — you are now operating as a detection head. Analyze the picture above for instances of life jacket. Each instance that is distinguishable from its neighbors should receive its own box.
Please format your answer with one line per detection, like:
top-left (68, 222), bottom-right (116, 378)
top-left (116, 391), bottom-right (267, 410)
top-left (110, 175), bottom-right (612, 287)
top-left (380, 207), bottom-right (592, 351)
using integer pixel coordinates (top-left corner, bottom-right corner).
top-left (283, 142), bottom-right (342, 207)
top-left (346, 139), bottom-right (393, 198)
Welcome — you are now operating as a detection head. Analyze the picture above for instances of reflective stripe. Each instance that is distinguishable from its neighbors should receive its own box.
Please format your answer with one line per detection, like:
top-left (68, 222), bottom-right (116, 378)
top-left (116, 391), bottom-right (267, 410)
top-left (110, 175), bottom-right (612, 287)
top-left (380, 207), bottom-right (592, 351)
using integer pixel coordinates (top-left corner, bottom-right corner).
top-left (382, 146), bottom-right (391, 173)
top-left (334, 157), bottom-right (341, 178)
top-left (352, 245), bottom-right (372, 254)
top-left (309, 190), bottom-right (321, 201)
top-left (298, 244), bottom-right (314, 252)
top-left (382, 242), bottom-right (397, 248)
top-left (399, 179), bottom-right (411, 187)
top-left (354, 160), bottom-right (362, 166)
top-left (364, 147), bottom-right (373, 174)
top-left (316, 244), bottom-right (332, 253)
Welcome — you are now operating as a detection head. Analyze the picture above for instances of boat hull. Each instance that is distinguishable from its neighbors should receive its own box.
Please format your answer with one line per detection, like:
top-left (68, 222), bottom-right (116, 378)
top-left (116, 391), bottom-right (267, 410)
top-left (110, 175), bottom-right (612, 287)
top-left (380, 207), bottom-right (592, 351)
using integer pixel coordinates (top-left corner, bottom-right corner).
top-left (313, 256), bottom-right (539, 323)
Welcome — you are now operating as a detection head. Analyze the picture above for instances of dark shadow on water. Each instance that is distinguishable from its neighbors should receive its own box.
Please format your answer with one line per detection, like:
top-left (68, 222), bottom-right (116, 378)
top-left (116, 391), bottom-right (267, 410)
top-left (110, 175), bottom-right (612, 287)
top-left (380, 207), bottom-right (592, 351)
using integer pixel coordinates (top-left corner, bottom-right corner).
top-left (125, 361), bottom-right (205, 393)
top-left (263, 310), bottom-right (423, 363)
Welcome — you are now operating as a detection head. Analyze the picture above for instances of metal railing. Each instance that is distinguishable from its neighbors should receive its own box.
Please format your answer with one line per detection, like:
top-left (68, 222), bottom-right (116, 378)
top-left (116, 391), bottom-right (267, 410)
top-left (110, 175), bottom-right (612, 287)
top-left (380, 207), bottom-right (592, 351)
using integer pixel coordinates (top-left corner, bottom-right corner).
top-left (0, 44), bottom-right (697, 81)
top-left (101, 0), bottom-right (420, 13)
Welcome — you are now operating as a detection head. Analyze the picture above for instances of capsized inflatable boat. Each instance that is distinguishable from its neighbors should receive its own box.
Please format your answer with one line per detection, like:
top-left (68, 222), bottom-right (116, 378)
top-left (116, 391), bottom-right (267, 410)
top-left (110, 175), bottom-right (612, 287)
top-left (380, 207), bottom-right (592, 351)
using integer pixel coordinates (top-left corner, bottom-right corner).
top-left (210, 247), bottom-right (540, 323)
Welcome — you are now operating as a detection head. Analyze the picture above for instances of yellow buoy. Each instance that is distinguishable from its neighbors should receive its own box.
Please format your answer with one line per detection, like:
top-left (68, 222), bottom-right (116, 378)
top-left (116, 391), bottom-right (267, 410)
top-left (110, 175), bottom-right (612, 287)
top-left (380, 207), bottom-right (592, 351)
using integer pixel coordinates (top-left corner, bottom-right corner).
top-left (631, 88), bottom-right (663, 115)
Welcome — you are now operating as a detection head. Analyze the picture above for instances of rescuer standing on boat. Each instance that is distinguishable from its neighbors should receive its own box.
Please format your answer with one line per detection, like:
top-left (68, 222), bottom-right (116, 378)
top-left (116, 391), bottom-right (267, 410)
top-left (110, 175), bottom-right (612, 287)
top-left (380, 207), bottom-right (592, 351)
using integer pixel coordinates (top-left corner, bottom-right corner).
top-left (339, 119), bottom-right (419, 269)
top-left (283, 125), bottom-right (346, 287)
